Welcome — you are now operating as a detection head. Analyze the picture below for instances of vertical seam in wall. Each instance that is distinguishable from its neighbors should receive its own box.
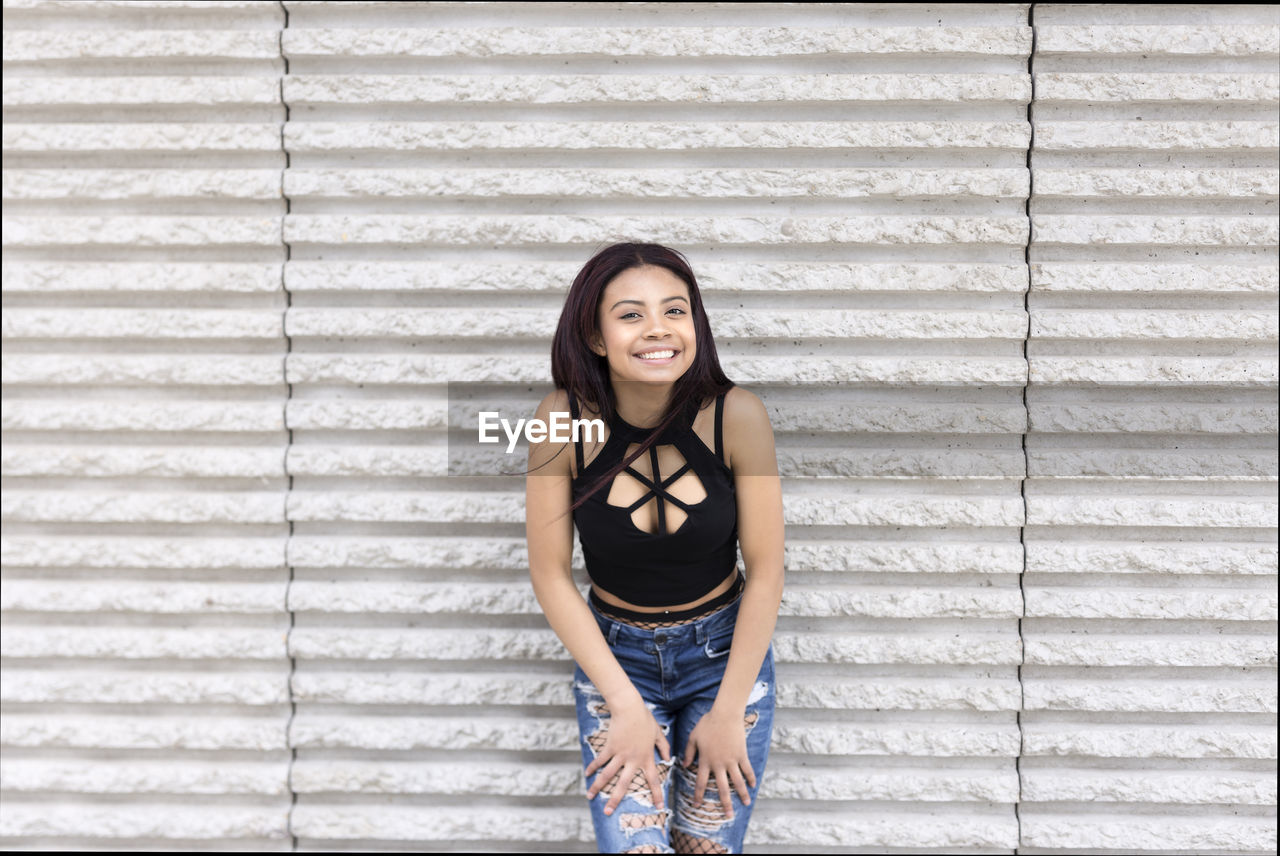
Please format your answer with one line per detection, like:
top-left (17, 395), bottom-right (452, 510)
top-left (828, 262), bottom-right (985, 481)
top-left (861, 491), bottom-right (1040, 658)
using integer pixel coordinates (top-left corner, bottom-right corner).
top-left (277, 2), bottom-right (297, 850)
top-left (1017, 4), bottom-right (1037, 854)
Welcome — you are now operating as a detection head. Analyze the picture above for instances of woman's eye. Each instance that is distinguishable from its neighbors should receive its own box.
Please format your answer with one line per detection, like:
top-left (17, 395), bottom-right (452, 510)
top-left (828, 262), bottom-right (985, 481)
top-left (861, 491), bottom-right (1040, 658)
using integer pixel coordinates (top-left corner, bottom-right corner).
top-left (620, 308), bottom-right (686, 320)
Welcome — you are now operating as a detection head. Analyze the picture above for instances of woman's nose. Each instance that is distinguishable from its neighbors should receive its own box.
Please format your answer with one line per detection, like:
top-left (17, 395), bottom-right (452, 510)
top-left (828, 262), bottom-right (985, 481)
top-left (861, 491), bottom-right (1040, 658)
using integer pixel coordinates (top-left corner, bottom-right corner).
top-left (644, 313), bottom-right (672, 336)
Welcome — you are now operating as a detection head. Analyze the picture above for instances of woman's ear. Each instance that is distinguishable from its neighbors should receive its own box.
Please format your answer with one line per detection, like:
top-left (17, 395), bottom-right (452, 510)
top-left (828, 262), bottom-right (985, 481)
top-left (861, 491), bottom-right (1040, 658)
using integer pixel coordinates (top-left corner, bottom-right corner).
top-left (588, 333), bottom-right (606, 357)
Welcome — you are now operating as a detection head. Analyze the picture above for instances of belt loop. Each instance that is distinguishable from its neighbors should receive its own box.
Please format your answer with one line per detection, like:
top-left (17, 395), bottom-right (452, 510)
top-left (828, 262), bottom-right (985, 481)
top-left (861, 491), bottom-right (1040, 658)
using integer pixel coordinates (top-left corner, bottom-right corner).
top-left (695, 621), bottom-right (707, 645)
top-left (607, 621), bottom-right (620, 645)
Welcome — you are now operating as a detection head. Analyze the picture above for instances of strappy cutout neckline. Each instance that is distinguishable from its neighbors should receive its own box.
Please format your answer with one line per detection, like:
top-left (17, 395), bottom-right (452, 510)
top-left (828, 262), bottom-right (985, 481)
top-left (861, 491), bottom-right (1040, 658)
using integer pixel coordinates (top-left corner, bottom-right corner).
top-left (569, 391), bottom-right (729, 538)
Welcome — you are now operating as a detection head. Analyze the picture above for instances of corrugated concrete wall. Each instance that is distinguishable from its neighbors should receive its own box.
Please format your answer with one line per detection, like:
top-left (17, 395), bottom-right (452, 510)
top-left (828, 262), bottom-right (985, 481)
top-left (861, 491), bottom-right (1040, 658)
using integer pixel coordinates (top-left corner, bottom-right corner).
top-left (1024, 5), bottom-right (1278, 853)
top-left (1, 2), bottom-right (1275, 852)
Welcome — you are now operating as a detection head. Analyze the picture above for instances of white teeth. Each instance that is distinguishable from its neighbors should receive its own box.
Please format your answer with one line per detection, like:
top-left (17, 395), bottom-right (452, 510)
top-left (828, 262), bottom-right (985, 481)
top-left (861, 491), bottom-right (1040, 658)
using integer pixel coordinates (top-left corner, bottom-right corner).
top-left (637, 350), bottom-right (676, 360)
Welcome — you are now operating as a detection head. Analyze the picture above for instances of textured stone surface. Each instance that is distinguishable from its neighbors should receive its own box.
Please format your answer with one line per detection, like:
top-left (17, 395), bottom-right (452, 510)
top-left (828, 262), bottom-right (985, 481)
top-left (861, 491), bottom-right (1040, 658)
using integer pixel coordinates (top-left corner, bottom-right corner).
top-left (285, 213), bottom-right (1031, 248)
top-left (1, 627), bottom-right (287, 659)
top-left (1, 446), bottom-right (284, 477)
top-left (3, 215), bottom-right (282, 248)
top-left (1021, 769), bottom-right (1278, 804)
top-left (2, 670), bottom-right (289, 705)
top-left (1033, 214), bottom-right (1278, 247)
top-left (1021, 725), bottom-right (1277, 759)
top-left (290, 715), bottom-right (576, 752)
top-left (3, 76), bottom-right (280, 107)
top-left (0, 804), bottom-right (289, 840)
top-left (288, 805), bottom-right (584, 843)
top-left (1019, 817), bottom-right (1277, 852)
top-left (285, 73), bottom-right (1031, 106)
top-left (1036, 25), bottom-right (1280, 56)
top-left (1, 122), bottom-right (283, 153)
top-left (3, 354), bottom-right (284, 386)
top-left (764, 766), bottom-right (1020, 802)
top-left (1028, 403), bottom-right (1278, 433)
top-left (285, 167), bottom-right (1029, 200)
top-left (1, 491), bottom-right (285, 524)
top-left (4, 169), bottom-right (283, 201)
top-left (1034, 120), bottom-right (1278, 150)
top-left (1026, 588), bottom-right (1277, 621)
top-left (774, 723), bottom-right (1020, 757)
top-left (287, 120), bottom-right (1033, 153)
top-left (1024, 542), bottom-right (1277, 575)
top-left (1, 759), bottom-right (289, 794)
top-left (283, 26), bottom-right (1031, 59)
top-left (1036, 72), bottom-right (1279, 103)
top-left (2, 262), bottom-right (283, 293)
top-left (1023, 680), bottom-right (1276, 713)
top-left (291, 759), bottom-right (581, 796)
top-left (0, 714), bottom-right (289, 751)
top-left (1028, 448), bottom-right (1277, 479)
top-left (748, 813), bottom-right (1018, 849)
top-left (1, 401), bottom-right (284, 432)
top-left (1034, 167), bottom-right (1279, 198)
top-left (0, 536), bottom-right (286, 569)
top-left (1024, 635), bottom-right (1277, 667)
top-left (1032, 310), bottom-right (1277, 341)
top-left (4, 30), bottom-right (281, 61)
top-left (1032, 262), bottom-right (1278, 294)
top-left (1026, 496), bottom-right (1278, 528)
top-left (284, 260), bottom-right (1028, 293)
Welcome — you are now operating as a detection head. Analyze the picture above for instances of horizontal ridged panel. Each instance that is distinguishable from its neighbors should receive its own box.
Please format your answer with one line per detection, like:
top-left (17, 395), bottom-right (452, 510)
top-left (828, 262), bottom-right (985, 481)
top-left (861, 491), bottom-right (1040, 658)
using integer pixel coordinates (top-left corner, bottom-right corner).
top-left (0, 0), bottom-right (291, 851)
top-left (1024, 4), bottom-right (1278, 854)
top-left (278, 2), bottom-right (1031, 852)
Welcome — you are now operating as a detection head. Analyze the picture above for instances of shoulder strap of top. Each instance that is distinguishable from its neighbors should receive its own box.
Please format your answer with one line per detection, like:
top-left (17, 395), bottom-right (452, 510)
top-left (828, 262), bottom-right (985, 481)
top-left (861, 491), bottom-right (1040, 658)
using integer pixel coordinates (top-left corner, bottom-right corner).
top-left (714, 390), bottom-right (726, 467)
top-left (567, 390), bottom-right (584, 475)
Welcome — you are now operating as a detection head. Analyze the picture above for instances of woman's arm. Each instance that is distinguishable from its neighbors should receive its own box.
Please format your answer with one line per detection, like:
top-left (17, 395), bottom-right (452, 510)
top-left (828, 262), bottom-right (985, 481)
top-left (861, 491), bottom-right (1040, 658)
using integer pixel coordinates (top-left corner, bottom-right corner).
top-left (525, 390), bottom-right (670, 815)
top-left (682, 386), bottom-right (785, 813)
top-left (525, 390), bottom-right (644, 708)
top-left (717, 385), bottom-right (785, 712)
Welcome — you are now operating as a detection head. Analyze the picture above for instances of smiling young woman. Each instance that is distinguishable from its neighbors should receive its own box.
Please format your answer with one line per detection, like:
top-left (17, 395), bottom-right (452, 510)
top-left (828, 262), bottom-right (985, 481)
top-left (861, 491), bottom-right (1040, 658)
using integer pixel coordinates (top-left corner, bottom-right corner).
top-left (525, 243), bottom-right (785, 853)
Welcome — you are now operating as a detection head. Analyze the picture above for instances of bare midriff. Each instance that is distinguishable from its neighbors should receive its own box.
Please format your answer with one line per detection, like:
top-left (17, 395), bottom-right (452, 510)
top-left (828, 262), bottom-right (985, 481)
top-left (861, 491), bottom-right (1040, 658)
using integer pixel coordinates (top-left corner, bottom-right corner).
top-left (591, 567), bottom-right (739, 615)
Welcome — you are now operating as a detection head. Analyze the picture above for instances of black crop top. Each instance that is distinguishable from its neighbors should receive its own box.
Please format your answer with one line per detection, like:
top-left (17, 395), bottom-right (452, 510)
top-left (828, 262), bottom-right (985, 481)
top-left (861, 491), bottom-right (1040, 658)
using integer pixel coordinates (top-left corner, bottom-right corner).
top-left (568, 390), bottom-right (738, 607)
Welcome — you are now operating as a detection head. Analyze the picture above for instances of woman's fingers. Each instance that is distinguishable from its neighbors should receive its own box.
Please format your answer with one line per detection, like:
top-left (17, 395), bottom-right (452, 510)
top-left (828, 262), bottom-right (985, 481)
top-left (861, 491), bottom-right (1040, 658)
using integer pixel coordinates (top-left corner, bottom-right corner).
top-left (693, 761), bottom-right (710, 808)
top-left (646, 760), bottom-right (666, 812)
top-left (729, 763), bottom-right (752, 805)
top-left (603, 763), bottom-right (633, 816)
top-left (584, 753), bottom-right (603, 779)
top-left (715, 767), bottom-right (735, 819)
top-left (586, 756), bottom-right (620, 800)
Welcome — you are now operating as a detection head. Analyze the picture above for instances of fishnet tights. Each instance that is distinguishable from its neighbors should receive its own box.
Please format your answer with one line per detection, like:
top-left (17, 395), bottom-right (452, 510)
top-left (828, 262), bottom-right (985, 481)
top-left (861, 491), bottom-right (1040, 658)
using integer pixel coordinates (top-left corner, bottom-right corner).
top-left (671, 830), bottom-right (729, 854)
top-left (598, 600), bottom-right (732, 630)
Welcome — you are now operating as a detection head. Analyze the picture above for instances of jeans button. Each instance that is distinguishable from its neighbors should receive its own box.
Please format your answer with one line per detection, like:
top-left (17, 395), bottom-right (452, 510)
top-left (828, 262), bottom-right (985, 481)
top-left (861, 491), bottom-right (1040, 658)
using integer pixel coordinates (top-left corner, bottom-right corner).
top-left (654, 634), bottom-right (667, 644)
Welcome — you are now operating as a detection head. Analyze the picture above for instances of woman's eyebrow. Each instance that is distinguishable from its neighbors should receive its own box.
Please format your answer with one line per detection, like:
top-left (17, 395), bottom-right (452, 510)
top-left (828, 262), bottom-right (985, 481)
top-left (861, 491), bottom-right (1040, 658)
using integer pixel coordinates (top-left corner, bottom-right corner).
top-left (609, 295), bottom-right (690, 311)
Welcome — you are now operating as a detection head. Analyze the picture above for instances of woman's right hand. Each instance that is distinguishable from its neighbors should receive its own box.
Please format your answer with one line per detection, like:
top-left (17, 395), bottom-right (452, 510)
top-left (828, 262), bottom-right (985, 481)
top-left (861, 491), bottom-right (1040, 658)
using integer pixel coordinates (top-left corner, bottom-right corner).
top-left (584, 694), bottom-right (671, 816)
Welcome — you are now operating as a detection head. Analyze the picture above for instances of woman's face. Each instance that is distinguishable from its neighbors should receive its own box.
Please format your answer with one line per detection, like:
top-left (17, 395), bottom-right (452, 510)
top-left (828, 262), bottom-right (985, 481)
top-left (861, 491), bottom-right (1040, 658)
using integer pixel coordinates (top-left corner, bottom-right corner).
top-left (590, 265), bottom-right (696, 385)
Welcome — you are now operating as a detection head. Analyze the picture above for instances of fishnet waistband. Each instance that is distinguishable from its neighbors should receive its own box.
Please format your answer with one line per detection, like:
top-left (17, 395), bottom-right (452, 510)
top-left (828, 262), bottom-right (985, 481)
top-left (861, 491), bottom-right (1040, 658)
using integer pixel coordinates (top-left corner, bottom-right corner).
top-left (592, 573), bottom-right (744, 629)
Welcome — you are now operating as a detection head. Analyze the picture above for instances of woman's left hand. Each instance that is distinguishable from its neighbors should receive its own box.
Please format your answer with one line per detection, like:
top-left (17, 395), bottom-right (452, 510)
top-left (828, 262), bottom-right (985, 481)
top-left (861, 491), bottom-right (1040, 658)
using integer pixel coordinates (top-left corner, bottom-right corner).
top-left (681, 704), bottom-right (756, 816)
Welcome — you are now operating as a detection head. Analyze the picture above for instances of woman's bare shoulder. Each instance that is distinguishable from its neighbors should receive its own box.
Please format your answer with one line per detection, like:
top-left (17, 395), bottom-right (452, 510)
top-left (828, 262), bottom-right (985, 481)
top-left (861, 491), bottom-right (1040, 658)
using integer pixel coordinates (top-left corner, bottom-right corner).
top-left (721, 386), bottom-right (773, 471)
top-left (528, 389), bottom-right (576, 478)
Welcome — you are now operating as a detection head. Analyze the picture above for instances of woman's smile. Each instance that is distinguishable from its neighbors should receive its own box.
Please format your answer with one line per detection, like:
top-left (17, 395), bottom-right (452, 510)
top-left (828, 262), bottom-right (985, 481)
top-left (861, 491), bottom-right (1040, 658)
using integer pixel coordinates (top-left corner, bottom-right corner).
top-left (634, 347), bottom-right (681, 366)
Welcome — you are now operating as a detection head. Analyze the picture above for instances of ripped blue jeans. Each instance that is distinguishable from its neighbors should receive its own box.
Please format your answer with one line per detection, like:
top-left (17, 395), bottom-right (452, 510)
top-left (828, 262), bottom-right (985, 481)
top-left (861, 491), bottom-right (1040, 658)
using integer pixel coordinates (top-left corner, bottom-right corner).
top-left (572, 591), bottom-right (776, 854)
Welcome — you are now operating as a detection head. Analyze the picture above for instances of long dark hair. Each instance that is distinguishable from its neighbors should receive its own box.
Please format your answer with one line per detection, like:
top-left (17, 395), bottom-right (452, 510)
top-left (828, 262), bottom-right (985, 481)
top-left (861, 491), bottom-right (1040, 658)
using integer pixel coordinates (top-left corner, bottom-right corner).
top-left (549, 242), bottom-right (734, 518)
